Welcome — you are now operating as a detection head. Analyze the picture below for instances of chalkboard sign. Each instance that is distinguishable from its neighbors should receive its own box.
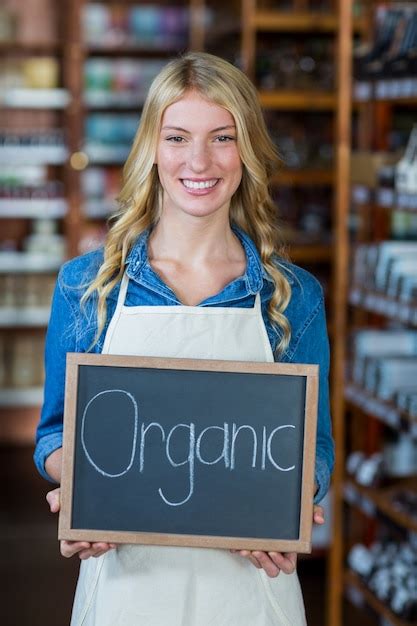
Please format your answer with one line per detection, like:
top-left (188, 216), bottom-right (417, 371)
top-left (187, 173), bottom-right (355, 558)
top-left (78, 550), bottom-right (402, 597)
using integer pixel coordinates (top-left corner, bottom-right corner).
top-left (59, 354), bottom-right (318, 553)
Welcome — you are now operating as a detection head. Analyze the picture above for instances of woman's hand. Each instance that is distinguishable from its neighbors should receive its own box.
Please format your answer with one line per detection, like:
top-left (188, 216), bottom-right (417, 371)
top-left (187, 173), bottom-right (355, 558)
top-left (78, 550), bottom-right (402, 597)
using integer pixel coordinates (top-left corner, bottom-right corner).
top-left (230, 548), bottom-right (297, 578)
top-left (46, 487), bottom-right (117, 560)
top-left (231, 504), bottom-right (325, 578)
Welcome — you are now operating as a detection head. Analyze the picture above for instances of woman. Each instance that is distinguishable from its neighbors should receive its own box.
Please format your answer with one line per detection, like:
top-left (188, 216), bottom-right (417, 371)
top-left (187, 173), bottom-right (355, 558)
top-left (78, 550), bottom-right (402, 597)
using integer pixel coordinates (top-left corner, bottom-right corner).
top-left (35, 51), bottom-right (334, 625)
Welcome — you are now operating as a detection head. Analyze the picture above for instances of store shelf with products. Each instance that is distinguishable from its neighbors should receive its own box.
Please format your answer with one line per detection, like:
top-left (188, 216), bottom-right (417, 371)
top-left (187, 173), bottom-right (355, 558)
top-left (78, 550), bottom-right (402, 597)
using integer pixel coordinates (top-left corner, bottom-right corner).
top-left (352, 184), bottom-right (417, 214)
top-left (273, 169), bottom-right (335, 187)
top-left (0, 42), bottom-right (63, 55)
top-left (0, 251), bottom-right (62, 274)
top-left (0, 199), bottom-right (67, 219)
top-left (349, 288), bottom-right (417, 326)
top-left (259, 90), bottom-right (337, 110)
top-left (344, 569), bottom-right (417, 626)
top-left (289, 243), bottom-right (332, 263)
top-left (0, 308), bottom-right (51, 328)
top-left (0, 88), bottom-right (70, 109)
top-left (344, 476), bottom-right (417, 534)
top-left (0, 144), bottom-right (68, 165)
top-left (0, 0), bottom-right (71, 440)
top-left (252, 11), bottom-right (367, 34)
top-left (329, 1), bottom-right (417, 624)
top-left (241, 0), bottom-right (351, 333)
top-left (0, 387), bottom-right (44, 408)
top-left (345, 383), bottom-right (417, 434)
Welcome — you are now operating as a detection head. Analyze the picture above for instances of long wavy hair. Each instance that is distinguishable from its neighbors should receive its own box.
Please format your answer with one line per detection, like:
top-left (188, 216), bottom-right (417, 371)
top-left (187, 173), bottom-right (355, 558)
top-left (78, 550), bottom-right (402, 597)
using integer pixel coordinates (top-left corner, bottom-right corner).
top-left (82, 51), bottom-right (292, 353)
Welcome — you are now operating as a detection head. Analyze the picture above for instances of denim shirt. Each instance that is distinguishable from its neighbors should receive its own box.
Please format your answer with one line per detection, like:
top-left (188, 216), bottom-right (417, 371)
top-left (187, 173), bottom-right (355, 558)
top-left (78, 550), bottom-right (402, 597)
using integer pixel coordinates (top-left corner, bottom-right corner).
top-left (34, 226), bottom-right (334, 503)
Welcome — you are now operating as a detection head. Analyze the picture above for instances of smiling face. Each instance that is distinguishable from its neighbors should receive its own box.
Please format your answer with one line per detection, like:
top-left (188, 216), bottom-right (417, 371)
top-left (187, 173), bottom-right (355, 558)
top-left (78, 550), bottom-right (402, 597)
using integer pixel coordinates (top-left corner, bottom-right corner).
top-left (155, 91), bottom-right (243, 222)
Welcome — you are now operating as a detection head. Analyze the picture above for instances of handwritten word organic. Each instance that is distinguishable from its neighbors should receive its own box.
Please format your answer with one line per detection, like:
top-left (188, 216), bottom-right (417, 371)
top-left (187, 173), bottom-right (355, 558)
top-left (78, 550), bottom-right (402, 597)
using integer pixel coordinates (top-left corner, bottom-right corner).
top-left (81, 389), bottom-right (297, 507)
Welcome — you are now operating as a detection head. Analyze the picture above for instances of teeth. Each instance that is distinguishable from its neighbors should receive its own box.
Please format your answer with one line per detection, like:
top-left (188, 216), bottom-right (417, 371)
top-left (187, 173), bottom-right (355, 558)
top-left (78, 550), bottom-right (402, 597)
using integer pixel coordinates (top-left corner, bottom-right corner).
top-left (182, 179), bottom-right (218, 189)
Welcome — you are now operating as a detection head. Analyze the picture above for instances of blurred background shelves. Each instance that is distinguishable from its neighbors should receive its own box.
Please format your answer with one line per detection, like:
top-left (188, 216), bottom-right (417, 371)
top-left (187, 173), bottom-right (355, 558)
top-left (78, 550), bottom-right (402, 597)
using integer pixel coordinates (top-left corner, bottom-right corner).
top-left (0, 199), bottom-right (67, 219)
top-left (251, 11), bottom-right (367, 35)
top-left (258, 90), bottom-right (337, 110)
top-left (344, 569), bottom-right (417, 626)
top-left (0, 307), bottom-right (50, 328)
top-left (0, 252), bottom-right (62, 273)
top-left (0, 145), bottom-right (68, 165)
top-left (344, 476), bottom-right (417, 534)
top-left (0, 387), bottom-right (44, 408)
top-left (345, 383), bottom-right (417, 435)
top-left (273, 169), bottom-right (335, 187)
top-left (0, 87), bottom-right (70, 108)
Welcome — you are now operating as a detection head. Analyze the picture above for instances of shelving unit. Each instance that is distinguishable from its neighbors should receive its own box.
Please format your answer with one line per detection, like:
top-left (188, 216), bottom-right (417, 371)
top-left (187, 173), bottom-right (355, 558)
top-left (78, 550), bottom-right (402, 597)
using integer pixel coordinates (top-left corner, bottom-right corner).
top-left (328, 2), bottom-right (417, 624)
top-left (345, 570), bottom-right (417, 626)
top-left (0, 0), bottom-right (75, 443)
top-left (240, 0), bottom-right (354, 340)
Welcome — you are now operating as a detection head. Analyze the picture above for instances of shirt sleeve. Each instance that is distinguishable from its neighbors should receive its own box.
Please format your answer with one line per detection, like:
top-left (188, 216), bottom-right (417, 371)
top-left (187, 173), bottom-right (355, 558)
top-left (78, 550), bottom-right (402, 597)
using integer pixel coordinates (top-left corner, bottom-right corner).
top-left (33, 266), bottom-right (78, 482)
top-left (289, 295), bottom-right (335, 504)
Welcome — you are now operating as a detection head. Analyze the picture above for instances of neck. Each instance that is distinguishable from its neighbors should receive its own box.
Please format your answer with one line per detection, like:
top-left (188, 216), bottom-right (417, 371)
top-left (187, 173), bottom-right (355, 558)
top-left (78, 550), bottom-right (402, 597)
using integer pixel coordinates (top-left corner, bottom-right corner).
top-left (149, 210), bottom-right (243, 265)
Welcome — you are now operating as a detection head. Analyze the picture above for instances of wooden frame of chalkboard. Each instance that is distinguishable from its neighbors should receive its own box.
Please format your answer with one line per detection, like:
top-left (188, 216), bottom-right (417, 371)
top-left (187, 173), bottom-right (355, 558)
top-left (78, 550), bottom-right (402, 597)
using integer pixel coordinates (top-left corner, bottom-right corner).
top-left (59, 353), bottom-right (318, 553)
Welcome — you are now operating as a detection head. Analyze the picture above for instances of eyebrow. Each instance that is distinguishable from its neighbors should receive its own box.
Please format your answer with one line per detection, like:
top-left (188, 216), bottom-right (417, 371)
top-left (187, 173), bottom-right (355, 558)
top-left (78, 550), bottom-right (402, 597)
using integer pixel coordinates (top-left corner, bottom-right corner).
top-left (161, 125), bottom-right (236, 133)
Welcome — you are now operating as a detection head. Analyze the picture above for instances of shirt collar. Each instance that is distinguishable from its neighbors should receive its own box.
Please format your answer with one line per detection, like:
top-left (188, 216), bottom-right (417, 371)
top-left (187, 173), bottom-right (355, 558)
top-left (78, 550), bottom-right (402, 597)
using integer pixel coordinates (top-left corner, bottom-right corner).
top-left (125, 224), bottom-right (279, 293)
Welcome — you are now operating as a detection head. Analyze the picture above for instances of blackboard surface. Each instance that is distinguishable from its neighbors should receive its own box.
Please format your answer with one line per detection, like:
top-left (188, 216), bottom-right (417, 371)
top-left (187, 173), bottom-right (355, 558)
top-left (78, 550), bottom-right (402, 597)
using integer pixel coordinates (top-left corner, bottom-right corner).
top-left (60, 354), bottom-right (318, 553)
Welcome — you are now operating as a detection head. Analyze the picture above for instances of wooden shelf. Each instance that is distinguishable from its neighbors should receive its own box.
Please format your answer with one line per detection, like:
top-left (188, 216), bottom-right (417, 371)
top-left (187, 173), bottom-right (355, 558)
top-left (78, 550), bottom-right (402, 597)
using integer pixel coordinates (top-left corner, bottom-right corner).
top-left (0, 88), bottom-right (70, 109)
top-left (373, 96), bottom-right (417, 106)
top-left (272, 169), bottom-right (334, 186)
top-left (0, 253), bottom-right (61, 274)
top-left (354, 91), bottom-right (417, 107)
top-left (0, 308), bottom-right (50, 328)
top-left (253, 12), bottom-right (367, 34)
top-left (0, 146), bottom-right (68, 166)
top-left (349, 286), bottom-right (417, 326)
top-left (345, 569), bottom-right (417, 626)
top-left (84, 91), bottom-right (145, 109)
top-left (351, 185), bottom-right (417, 212)
top-left (84, 144), bottom-right (129, 164)
top-left (86, 45), bottom-right (179, 57)
top-left (0, 41), bottom-right (62, 55)
top-left (344, 477), bottom-right (417, 533)
top-left (345, 383), bottom-right (416, 433)
top-left (259, 90), bottom-right (337, 110)
top-left (288, 243), bottom-right (332, 263)
top-left (375, 188), bottom-right (417, 213)
top-left (0, 387), bottom-right (43, 408)
top-left (83, 199), bottom-right (117, 219)
top-left (0, 199), bottom-right (67, 219)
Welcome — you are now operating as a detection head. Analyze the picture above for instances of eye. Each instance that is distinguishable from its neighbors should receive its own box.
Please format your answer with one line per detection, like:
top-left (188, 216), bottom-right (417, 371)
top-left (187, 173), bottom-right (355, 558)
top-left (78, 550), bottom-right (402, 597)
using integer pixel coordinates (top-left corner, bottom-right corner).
top-left (214, 135), bottom-right (236, 143)
top-left (166, 136), bottom-right (185, 143)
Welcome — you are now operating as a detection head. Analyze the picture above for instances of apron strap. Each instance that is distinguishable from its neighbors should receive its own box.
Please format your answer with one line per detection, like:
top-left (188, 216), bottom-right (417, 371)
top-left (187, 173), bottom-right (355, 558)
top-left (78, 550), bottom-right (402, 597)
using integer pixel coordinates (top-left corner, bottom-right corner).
top-left (254, 292), bottom-right (262, 311)
top-left (101, 272), bottom-right (129, 354)
top-left (116, 272), bottom-right (130, 309)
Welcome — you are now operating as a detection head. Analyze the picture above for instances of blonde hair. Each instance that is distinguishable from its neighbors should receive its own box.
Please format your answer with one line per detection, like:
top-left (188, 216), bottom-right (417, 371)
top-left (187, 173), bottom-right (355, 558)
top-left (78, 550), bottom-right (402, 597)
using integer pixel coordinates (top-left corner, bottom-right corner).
top-left (82, 51), bottom-right (292, 353)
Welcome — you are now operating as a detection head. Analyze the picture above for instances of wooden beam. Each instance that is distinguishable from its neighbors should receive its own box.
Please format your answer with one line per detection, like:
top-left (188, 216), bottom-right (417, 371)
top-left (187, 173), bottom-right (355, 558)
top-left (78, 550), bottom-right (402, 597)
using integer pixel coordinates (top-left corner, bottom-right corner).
top-left (326, 1), bottom-right (353, 625)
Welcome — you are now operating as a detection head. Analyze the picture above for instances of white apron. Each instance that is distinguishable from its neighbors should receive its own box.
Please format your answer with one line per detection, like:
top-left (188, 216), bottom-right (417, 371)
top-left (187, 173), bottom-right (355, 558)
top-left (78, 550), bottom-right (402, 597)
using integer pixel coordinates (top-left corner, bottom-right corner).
top-left (71, 273), bottom-right (307, 626)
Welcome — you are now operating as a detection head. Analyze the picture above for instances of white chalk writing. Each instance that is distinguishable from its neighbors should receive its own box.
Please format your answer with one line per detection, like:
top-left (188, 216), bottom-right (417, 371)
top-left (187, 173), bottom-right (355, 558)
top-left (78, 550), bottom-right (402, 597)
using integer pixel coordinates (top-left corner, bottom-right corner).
top-left (81, 390), bottom-right (297, 507)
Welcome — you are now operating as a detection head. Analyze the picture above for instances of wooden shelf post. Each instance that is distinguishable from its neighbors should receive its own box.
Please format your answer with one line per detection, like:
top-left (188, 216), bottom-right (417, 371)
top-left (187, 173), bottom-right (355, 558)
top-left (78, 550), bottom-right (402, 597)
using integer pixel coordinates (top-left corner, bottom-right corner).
top-left (326, 0), bottom-right (354, 624)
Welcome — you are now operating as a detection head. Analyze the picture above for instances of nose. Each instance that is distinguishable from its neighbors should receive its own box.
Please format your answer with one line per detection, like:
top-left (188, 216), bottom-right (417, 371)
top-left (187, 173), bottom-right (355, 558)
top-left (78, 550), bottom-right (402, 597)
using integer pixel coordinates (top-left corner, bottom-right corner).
top-left (188, 141), bottom-right (212, 173)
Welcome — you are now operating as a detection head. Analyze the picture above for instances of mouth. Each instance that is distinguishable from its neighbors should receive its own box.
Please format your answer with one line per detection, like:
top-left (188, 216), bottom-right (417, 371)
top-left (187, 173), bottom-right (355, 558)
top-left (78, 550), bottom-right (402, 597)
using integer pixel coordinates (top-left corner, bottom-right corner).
top-left (180, 178), bottom-right (220, 191)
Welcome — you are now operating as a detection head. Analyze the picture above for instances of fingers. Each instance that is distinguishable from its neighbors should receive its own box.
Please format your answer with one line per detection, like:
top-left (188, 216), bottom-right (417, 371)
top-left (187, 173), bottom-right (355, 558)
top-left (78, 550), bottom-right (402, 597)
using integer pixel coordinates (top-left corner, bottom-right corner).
top-left (232, 549), bottom-right (298, 577)
top-left (61, 540), bottom-right (91, 558)
top-left (46, 487), bottom-right (61, 513)
top-left (313, 505), bottom-right (325, 525)
top-left (78, 543), bottom-right (116, 560)
top-left (252, 551), bottom-right (280, 577)
top-left (268, 551), bottom-right (297, 575)
top-left (230, 549), bottom-right (262, 569)
top-left (239, 550), bottom-right (263, 570)
top-left (60, 541), bottom-right (117, 559)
